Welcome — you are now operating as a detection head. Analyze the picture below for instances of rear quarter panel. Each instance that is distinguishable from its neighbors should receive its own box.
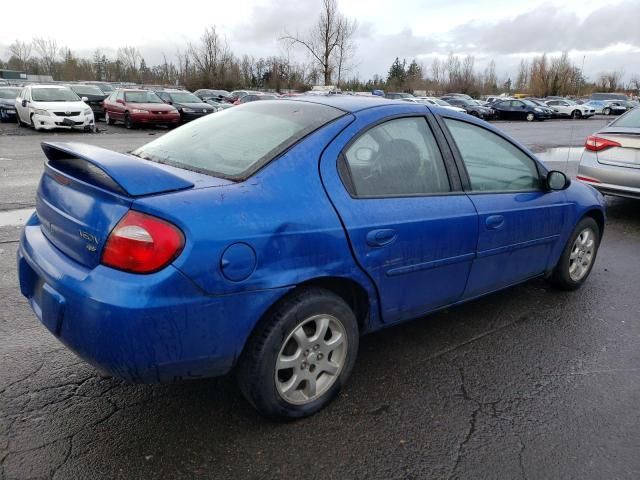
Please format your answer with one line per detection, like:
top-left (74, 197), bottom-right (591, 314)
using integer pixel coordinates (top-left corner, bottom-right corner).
top-left (132, 114), bottom-right (381, 323)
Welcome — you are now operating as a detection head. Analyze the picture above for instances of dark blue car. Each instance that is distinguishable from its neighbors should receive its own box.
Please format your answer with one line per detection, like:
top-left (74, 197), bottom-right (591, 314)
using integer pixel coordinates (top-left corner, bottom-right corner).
top-left (18, 97), bottom-right (605, 418)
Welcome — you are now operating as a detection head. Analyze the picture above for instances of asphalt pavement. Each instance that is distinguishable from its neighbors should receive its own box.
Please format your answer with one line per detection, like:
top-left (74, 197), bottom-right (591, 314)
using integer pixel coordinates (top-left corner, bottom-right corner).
top-left (1, 116), bottom-right (638, 480)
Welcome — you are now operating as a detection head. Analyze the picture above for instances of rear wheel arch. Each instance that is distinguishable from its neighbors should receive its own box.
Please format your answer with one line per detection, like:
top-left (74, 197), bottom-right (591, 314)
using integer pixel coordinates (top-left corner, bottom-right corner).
top-left (238, 276), bottom-right (372, 363)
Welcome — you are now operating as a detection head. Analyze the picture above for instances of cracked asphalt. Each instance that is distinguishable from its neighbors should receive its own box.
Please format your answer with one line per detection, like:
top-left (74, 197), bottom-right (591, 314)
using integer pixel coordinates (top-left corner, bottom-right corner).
top-left (1, 118), bottom-right (639, 479)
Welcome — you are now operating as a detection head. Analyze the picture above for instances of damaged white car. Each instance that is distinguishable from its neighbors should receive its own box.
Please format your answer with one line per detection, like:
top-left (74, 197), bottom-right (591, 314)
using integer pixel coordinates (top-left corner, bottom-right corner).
top-left (15, 85), bottom-right (95, 132)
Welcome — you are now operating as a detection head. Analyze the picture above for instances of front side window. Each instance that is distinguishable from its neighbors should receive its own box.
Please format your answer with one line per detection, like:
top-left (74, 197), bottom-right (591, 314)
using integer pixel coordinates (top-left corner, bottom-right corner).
top-left (342, 117), bottom-right (450, 197)
top-left (133, 101), bottom-right (344, 179)
top-left (444, 118), bottom-right (540, 192)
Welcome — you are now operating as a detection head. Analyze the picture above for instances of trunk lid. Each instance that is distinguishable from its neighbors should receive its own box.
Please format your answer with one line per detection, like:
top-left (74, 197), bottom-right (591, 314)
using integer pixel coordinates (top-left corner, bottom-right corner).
top-left (596, 130), bottom-right (640, 169)
top-left (36, 142), bottom-right (229, 268)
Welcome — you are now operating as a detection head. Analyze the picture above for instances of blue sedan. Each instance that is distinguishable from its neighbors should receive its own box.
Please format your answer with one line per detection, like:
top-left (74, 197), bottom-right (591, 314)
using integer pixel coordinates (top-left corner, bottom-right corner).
top-left (18, 97), bottom-right (606, 418)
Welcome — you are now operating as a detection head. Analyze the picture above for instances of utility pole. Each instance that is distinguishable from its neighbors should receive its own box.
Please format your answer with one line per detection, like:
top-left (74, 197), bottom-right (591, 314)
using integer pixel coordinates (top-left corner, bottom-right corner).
top-left (576, 55), bottom-right (586, 98)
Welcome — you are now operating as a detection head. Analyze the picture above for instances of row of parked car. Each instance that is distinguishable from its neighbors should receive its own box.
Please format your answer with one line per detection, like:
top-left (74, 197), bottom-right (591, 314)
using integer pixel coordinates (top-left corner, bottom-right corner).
top-left (0, 83), bottom-right (290, 130)
top-left (385, 92), bottom-right (638, 122)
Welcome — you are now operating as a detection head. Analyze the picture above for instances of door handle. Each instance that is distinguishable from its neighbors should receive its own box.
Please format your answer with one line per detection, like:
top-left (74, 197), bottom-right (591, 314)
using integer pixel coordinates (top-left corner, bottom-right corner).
top-left (485, 215), bottom-right (505, 230)
top-left (366, 229), bottom-right (397, 247)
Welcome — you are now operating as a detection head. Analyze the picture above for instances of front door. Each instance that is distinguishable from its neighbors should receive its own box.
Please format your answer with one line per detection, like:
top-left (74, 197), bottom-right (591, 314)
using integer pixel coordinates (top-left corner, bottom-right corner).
top-left (320, 110), bottom-right (478, 323)
top-left (441, 117), bottom-right (570, 298)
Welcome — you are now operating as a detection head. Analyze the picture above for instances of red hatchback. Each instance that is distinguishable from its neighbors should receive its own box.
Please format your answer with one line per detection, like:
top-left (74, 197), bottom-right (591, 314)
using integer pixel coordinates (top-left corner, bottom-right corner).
top-left (103, 89), bottom-right (180, 128)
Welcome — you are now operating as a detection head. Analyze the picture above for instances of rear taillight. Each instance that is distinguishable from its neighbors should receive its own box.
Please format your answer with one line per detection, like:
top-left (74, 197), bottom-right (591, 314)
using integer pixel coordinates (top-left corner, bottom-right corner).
top-left (101, 211), bottom-right (184, 273)
top-left (585, 135), bottom-right (621, 152)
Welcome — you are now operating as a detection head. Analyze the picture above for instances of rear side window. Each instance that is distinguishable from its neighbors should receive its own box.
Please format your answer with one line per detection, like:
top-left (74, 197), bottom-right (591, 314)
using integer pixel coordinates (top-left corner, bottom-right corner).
top-left (342, 117), bottom-right (450, 197)
top-left (133, 101), bottom-right (344, 179)
top-left (444, 119), bottom-right (540, 192)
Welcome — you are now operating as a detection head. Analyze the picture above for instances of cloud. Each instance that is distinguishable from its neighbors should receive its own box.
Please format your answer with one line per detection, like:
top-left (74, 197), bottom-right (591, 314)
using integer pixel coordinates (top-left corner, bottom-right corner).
top-left (448, 0), bottom-right (640, 54)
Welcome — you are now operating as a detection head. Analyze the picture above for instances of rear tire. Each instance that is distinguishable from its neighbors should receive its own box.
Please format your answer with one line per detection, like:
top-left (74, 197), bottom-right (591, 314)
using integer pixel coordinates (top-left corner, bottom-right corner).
top-left (549, 217), bottom-right (600, 290)
top-left (236, 288), bottom-right (359, 419)
top-left (526, 113), bottom-right (535, 122)
top-left (603, 107), bottom-right (611, 116)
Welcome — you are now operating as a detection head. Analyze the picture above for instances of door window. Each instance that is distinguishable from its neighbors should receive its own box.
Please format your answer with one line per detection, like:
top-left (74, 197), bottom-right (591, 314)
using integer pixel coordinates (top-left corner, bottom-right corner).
top-left (342, 117), bottom-right (450, 197)
top-left (116, 90), bottom-right (124, 101)
top-left (444, 118), bottom-right (540, 192)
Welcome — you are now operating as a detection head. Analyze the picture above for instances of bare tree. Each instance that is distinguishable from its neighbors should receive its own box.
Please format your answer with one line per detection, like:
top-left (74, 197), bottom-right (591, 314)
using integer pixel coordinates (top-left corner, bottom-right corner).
top-left (32, 37), bottom-right (59, 75)
top-left (281, 0), bottom-right (357, 85)
top-left (187, 26), bottom-right (230, 86)
top-left (117, 46), bottom-right (142, 81)
top-left (8, 40), bottom-right (32, 71)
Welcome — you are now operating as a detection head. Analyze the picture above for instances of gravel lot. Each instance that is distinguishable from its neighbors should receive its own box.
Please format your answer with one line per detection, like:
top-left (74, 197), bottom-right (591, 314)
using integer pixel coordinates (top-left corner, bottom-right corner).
top-left (1, 115), bottom-right (638, 480)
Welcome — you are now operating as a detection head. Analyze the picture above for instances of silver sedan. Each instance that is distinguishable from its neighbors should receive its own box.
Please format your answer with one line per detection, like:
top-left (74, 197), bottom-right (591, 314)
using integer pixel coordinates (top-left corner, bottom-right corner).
top-left (578, 108), bottom-right (640, 199)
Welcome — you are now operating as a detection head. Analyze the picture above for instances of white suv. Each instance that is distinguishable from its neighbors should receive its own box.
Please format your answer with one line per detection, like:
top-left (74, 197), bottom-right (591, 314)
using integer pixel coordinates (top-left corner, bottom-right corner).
top-left (545, 99), bottom-right (595, 119)
top-left (15, 85), bottom-right (95, 131)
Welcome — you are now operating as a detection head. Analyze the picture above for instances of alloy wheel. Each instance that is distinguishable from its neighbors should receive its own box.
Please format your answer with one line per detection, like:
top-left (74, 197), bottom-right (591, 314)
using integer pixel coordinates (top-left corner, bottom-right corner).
top-left (275, 314), bottom-right (347, 405)
top-left (568, 227), bottom-right (595, 281)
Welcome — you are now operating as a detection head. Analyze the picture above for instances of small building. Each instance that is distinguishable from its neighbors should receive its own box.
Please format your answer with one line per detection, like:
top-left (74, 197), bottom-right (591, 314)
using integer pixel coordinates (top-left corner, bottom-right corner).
top-left (0, 69), bottom-right (27, 81)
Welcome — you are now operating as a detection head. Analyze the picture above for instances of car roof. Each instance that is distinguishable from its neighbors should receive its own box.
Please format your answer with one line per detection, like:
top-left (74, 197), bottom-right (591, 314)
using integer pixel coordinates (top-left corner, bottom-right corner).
top-left (29, 84), bottom-right (71, 89)
top-left (287, 95), bottom-right (398, 112)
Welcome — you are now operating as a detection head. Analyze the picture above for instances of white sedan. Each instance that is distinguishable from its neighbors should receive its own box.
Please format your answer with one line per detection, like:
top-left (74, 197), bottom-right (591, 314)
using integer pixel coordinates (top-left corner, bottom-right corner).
top-left (410, 97), bottom-right (467, 113)
top-left (15, 85), bottom-right (95, 131)
top-left (545, 99), bottom-right (595, 119)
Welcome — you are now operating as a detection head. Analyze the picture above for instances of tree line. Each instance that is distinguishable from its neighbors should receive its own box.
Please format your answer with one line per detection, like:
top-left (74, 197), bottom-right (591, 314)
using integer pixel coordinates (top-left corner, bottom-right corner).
top-left (1, 0), bottom-right (638, 97)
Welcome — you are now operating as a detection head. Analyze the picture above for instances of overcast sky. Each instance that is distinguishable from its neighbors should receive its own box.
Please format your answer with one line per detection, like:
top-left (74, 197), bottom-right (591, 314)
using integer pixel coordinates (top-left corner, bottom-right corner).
top-left (1, 0), bottom-right (638, 81)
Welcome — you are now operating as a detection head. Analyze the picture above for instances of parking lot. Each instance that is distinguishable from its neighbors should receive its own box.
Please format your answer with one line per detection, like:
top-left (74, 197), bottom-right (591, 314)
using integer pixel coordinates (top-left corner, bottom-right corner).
top-left (1, 116), bottom-right (639, 479)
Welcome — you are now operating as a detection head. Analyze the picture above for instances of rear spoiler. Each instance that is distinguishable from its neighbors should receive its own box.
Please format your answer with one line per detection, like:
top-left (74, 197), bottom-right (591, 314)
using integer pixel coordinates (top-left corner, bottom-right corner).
top-left (41, 142), bottom-right (194, 197)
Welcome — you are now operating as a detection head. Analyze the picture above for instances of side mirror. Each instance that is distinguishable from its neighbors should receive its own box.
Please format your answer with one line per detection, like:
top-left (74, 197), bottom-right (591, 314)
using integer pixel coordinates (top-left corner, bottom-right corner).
top-left (546, 170), bottom-right (570, 191)
top-left (81, 96), bottom-right (89, 102)
top-left (116, 99), bottom-right (124, 105)
top-left (22, 99), bottom-right (27, 107)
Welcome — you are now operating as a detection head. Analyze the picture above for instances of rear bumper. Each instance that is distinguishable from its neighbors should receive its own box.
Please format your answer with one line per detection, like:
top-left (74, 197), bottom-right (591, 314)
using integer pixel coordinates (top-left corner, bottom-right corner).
top-left (578, 151), bottom-right (640, 199)
top-left (18, 217), bottom-right (290, 383)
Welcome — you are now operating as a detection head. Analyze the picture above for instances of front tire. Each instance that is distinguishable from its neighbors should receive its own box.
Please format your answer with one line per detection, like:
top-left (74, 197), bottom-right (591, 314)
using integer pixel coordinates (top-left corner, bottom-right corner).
top-left (236, 288), bottom-right (359, 419)
top-left (30, 113), bottom-right (39, 131)
top-left (105, 111), bottom-right (114, 125)
top-left (124, 113), bottom-right (133, 129)
top-left (549, 217), bottom-right (600, 290)
top-left (571, 110), bottom-right (582, 119)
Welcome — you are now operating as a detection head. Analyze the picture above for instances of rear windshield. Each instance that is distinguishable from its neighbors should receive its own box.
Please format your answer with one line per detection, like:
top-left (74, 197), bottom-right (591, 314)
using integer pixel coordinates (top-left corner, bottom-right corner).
top-left (611, 108), bottom-right (640, 128)
top-left (132, 101), bottom-right (344, 179)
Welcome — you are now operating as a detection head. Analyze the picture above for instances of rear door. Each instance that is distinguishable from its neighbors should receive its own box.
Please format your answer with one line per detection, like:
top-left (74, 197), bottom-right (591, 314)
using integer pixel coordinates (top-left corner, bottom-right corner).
top-left (320, 107), bottom-right (478, 324)
top-left (510, 100), bottom-right (527, 120)
top-left (440, 117), bottom-right (570, 298)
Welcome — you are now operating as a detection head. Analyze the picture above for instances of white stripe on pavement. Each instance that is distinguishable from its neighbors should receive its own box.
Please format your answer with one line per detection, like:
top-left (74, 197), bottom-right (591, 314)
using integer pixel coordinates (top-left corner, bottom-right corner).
top-left (0, 208), bottom-right (35, 227)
